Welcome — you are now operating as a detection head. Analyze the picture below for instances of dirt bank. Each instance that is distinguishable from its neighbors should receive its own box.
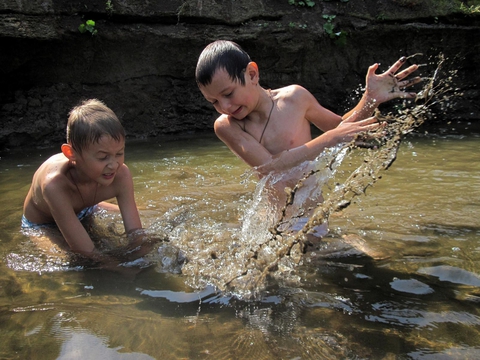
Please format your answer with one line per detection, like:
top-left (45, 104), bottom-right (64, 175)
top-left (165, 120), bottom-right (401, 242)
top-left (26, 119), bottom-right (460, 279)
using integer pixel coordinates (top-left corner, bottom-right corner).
top-left (1, 0), bottom-right (479, 149)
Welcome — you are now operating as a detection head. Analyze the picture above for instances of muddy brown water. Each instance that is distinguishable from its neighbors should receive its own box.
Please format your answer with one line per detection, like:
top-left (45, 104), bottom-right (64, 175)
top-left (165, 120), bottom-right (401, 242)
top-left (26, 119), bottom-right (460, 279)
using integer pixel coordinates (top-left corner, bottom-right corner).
top-left (0, 125), bottom-right (479, 359)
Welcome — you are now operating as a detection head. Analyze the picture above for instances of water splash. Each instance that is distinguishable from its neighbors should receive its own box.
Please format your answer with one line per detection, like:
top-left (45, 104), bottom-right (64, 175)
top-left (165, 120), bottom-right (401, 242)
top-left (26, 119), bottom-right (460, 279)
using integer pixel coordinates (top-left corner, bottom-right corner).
top-left (179, 54), bottom-right (459, 299)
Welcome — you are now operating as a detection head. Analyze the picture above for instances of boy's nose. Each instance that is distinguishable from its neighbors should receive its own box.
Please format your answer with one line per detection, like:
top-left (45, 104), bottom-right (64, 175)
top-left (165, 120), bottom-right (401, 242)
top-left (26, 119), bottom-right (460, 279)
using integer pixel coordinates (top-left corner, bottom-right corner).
top-left (107, 159), bottom-right (119, 170)
top-left (218, 99), bottom-right (231, 113)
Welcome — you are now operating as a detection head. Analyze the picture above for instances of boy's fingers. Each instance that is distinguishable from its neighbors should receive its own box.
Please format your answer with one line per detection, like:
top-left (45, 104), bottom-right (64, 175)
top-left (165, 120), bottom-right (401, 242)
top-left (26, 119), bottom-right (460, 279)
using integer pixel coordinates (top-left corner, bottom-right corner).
top-left (394, 64), bottom-right (419, 80)
top-left (396, 91), bottom-right (417, 99)
top-left (360, 116), bottom-right (377, 124)
top-left (386, 57), bottom-right (406, 75)
top-left (343, 111), bottom-right (358, 123)
top-left (367, 63), bottom-right (380, 76)
top-left (399, 76), bottom-right (422, 88)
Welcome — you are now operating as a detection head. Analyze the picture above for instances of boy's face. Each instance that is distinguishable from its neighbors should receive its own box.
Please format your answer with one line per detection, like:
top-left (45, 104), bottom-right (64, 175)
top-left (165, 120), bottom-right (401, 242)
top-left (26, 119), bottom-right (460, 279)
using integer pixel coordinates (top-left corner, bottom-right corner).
top-left (74, 135), bottom-right (125, 185)
top-left (199, 66), bottom-right (258, 120)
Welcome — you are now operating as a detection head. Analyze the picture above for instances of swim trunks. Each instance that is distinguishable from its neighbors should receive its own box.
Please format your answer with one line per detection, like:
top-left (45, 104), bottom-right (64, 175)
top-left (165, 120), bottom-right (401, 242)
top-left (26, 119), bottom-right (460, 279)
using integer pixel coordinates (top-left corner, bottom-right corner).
top-left (21, 206), bottom-right (97, 229)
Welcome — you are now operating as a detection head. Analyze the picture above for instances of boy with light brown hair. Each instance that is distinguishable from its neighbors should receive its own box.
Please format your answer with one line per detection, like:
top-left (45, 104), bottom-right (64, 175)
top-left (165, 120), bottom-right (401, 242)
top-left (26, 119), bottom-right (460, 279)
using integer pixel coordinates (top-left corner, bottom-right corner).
top-left (22, 99), bottom-right (148, 261)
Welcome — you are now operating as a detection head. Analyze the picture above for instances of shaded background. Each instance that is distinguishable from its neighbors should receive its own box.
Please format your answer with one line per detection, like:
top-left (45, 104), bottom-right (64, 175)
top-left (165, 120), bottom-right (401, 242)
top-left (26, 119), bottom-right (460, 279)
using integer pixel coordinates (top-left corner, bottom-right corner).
top-left (1, 0), bottom-right (479, 149)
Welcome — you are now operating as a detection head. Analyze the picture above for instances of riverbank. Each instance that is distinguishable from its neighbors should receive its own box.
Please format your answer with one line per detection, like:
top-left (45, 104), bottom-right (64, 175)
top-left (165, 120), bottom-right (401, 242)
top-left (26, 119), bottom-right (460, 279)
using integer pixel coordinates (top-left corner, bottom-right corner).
top-left (1, 0), bottom-right (479, 149)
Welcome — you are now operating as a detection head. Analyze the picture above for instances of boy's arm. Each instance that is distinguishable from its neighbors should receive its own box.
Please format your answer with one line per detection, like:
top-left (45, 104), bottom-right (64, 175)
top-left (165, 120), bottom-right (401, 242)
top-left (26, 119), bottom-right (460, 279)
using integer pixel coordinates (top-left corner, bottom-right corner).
top-left (342, 57), bottom-right (421, 122)
top-left (44, 180), bottom-right (96, 253)
top-left (114, 165), bottom-right (160, 258)
top-left (214, 115), bottom-right (273, 168)
top-left (114, 164), bottom-right (142, 233)
top-left (47, 169), bottom-right (142, 251)
top-left (46, 172), bottom-right (154, 271)
top-left (256, 115), bottom-right (380, 174)
top-left (215, 112), bottom-right (379, 175)
top-left (214, 85), bottom-right (345, 168)
top-left (302, 58), bottom-right (420, 132)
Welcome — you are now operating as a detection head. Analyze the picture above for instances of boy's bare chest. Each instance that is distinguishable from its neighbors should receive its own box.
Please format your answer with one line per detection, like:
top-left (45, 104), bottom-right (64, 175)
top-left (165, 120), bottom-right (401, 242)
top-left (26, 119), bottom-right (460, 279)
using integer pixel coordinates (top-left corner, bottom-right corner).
top-left (261, 115), bottom-right (312, 155)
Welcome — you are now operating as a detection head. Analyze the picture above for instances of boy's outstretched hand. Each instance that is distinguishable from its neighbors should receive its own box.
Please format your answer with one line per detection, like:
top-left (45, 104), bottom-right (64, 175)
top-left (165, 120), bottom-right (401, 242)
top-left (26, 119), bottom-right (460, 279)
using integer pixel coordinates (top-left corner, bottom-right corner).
top-left (365, 56), bottom-right (422, 104)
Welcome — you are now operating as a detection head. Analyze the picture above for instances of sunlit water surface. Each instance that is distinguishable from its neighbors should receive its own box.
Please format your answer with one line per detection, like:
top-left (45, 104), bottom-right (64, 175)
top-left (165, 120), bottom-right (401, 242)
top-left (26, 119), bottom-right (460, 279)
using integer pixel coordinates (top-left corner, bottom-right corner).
top-left (1, 126), bottom-right (479, 359)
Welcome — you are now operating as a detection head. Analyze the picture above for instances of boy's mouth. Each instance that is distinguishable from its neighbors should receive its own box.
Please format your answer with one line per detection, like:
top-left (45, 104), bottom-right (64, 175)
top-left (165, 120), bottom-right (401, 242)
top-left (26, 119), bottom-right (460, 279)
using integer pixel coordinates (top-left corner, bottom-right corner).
top-left (231, 106), bottom-right (242, 117)
top-left (103, 172), bottom-right (115, 180)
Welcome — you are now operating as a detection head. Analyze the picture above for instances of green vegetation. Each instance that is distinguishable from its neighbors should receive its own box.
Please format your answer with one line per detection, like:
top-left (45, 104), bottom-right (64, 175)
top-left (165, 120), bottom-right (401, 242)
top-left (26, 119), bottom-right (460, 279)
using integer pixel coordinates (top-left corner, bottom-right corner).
top-left (377, 13), bottom-right (386, 20)
top-left (78, 20), bottom-right (97, 36)
top-left (288, 0), bottom-right (316, 7)
top-left (106, 0), bottom-right (114, 16)
top-left (289, 22), bottom-right (308, 29)
top-left (460, 1), bottom-right (480, 13)
top-left (287, 0), bottom-right (349, 6)
top-left (322, 14), bottom-right (347, 45)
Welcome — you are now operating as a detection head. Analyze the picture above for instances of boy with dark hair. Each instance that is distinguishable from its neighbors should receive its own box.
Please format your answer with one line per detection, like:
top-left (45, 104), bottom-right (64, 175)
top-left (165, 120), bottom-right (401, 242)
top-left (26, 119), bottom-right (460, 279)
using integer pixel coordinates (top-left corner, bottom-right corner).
top-left (196, 40), bottom-right (421, 238)
top-left (196, 40), bottom-right (421, 174)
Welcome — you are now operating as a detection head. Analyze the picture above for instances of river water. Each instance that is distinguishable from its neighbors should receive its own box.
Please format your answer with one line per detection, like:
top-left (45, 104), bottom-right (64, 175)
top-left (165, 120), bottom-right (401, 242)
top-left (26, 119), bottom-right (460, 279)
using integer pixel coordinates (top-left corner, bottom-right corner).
top-left (0, 118), bottom-right (479, 359)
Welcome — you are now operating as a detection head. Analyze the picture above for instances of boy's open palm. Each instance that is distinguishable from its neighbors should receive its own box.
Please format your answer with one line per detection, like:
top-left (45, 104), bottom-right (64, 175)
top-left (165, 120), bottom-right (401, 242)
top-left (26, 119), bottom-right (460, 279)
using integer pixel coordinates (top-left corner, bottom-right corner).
top-left (366, 57), bottom-right (422, 104)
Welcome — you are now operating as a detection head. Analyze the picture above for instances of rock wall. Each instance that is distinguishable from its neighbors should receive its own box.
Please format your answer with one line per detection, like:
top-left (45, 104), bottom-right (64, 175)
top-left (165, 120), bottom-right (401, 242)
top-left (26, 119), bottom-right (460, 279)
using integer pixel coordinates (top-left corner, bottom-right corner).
top-left (1, 0), bottom-right (479, 149)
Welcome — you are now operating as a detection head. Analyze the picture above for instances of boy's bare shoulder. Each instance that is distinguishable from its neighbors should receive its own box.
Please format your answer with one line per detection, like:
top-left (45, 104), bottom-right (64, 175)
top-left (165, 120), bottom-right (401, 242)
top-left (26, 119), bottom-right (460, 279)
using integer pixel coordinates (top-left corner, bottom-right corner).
top-left (36, 153), bottom-right (68, 177)
top-left (214, 113), bottom-right (239, 131)
top-left (40, 154), bottom-right (71, 190)
top-left (41, 153), bottom-right (68, 165)
top-left (114, 163), bottom-right (133, 182)
top-left (213, 113), bottom-right (229, 124)
top-left (274, 84), bottom-right (310, 97)
top-left (276, 84), bottom-right (308, 93)
top-left (274, 84), bottom-right (312, 104)
top-left (26, 154), bottom-right (73, 216)
top-left (43, 153), bottom-right (69, 172)
top-left (213, 114), bottom-right (247, 145)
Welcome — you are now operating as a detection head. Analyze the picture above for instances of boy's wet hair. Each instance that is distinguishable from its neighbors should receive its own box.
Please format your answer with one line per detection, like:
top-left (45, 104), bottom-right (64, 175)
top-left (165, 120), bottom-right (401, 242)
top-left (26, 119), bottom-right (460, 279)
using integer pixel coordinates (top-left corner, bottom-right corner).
top-left (66, 99), bottom-right (125, 153)
top-left (195, 40), bottom-right (251, 87)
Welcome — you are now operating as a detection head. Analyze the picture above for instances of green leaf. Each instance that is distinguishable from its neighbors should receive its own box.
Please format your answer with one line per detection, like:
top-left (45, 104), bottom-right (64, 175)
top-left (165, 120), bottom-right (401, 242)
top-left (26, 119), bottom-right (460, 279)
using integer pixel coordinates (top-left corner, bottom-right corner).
top-left (335, 31), bottom-right (348, 46)
top-left (86, 20), bottom-right (96, 27)
top-left (323, 23), bottom-right (334, 34)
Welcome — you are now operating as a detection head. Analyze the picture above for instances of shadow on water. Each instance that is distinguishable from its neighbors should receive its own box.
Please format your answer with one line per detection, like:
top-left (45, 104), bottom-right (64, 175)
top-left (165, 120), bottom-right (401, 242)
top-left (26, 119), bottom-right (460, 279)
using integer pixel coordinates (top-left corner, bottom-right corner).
top-left (1, 54), bottom-right (480, 359)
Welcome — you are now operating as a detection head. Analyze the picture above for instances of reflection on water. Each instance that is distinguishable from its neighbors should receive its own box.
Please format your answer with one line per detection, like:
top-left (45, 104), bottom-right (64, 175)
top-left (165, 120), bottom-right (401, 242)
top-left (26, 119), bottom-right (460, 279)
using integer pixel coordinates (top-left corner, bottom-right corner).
top-left (1, 125), bottom-right (480, 358)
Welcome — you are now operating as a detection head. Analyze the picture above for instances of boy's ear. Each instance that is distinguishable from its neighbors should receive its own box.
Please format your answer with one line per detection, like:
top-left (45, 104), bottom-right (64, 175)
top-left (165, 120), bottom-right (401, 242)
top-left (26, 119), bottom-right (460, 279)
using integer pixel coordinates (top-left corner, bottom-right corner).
top-left (248, 61), bottom-right (259, 72)
top-left (61, 144), bottom-right (76, 160)
top-left (246, 62), bottom-right (259, 82)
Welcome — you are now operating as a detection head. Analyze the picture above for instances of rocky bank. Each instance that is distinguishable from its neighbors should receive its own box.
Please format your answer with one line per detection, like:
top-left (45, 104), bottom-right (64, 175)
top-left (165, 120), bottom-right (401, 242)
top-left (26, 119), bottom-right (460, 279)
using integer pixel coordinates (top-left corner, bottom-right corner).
top-left (1, 0), bottom-right (479, 149)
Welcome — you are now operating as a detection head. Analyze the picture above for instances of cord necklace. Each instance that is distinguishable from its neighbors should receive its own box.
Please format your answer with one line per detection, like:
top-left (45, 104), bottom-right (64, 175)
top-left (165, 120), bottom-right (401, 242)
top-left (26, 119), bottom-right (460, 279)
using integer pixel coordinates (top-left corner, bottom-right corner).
top-left (259, 89), bottom-right (275, 144)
